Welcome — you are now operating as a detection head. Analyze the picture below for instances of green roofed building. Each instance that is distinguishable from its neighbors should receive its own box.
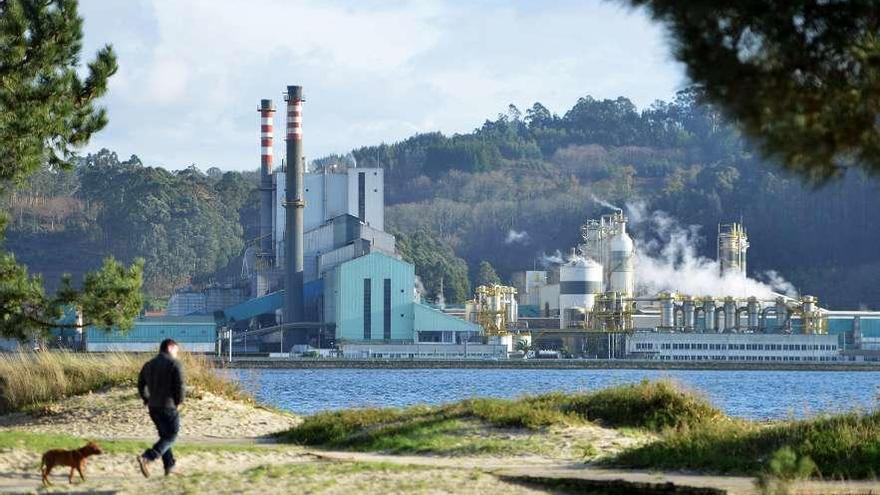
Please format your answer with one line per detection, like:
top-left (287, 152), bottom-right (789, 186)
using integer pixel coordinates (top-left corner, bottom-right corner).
top-left (85, 315), bottom-right (216, 353)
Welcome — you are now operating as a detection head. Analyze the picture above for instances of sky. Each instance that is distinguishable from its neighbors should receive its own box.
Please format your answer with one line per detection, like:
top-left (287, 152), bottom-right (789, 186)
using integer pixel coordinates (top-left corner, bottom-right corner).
top-left (78, 0), bottom-right (685, 172)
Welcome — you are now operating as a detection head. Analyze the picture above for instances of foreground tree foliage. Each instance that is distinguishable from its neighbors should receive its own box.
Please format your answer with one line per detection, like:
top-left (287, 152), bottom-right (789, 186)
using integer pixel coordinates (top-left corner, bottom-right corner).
top-left (0, 0), bottom-right (143, 340)
top-left (631, 1), bottom-right (880, 182)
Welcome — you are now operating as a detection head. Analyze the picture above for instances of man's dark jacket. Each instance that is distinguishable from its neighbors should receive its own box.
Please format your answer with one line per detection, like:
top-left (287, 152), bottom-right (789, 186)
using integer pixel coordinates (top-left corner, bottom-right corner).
top-left (138, 352), bottom-right (185, 409)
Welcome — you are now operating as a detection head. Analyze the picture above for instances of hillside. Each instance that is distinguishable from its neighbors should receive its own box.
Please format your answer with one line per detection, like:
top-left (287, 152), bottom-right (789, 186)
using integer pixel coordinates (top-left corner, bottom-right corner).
top-left (4, 89), bottom-right (880, 309)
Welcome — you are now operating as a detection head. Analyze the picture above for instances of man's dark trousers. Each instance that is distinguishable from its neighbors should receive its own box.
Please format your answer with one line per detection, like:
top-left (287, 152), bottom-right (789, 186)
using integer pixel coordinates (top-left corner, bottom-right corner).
top-left (144, 406), bottom-right (179, 470)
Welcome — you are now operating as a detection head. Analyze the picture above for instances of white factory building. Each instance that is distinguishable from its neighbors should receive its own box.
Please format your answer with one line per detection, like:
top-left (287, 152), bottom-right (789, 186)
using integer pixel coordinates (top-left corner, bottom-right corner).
top-left (626, 332), bottom-right (840, 362)
top-left (273, 166), bottom-right (386, 266)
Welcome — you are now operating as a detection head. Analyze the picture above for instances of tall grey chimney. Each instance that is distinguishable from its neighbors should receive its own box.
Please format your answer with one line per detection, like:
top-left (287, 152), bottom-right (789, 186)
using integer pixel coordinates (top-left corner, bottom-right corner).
top-left (283, 85), bottom-right (305, 323)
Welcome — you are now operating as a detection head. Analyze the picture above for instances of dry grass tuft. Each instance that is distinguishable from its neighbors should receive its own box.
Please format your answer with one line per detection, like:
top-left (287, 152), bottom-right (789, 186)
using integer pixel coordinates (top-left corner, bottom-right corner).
top-left (0, 351), bottom-right (246, 414)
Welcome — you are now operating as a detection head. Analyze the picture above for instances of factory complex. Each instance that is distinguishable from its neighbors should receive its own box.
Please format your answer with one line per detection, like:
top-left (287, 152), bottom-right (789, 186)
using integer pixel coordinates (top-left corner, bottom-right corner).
top-left (6, 82), bottom-right (880, 366)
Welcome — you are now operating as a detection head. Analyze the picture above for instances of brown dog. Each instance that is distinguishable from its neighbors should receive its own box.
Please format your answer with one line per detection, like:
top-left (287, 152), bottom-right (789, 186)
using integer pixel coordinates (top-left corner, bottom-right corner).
top-left (40, 441), bottom-right (103, 486)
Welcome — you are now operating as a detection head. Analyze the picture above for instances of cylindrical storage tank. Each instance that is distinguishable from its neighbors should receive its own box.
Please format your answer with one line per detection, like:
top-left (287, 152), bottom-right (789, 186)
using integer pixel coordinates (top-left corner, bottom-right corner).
top-left (715, 307), bottom-right (726, 332)
top-left (747, 297), bottom-right (760, 330)
top-left (723, 297), bottom-right (737, 332)
top-left (660, 293), bottom-right (675, 328)
top-left (703, 298), bottom-right (716, 332)
top-left (683, 296), bottom-right (696, 331)
top-left (802, 295), bottom-right (817, 313)
top-left (776, 297), bottom-right (788, 331)
top-left (559, 258), bottom-right (603, 328)
top-left (609, 223), bottom-right (635, 296)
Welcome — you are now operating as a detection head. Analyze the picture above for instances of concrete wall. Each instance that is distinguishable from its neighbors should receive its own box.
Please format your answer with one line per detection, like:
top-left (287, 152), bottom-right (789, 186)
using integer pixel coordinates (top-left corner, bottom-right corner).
top-left (87, 342), bottom-right (215, 353)
top-left (339, 342), bottom-right (506, 359)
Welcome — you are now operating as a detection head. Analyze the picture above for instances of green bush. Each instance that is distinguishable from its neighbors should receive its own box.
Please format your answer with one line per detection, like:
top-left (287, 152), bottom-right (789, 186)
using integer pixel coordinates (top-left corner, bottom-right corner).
top-left (278, 380), bottom-right (720, 451)
top-left (611, 412), bottom-right (880, 479)
top-left (565, 380), bottom-right (722, 430)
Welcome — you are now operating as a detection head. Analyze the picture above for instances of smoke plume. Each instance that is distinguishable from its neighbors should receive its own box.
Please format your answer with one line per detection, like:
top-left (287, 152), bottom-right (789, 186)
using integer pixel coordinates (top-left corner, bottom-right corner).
top-left (628, 204), bottom-right (798, 298)
top-left (591, 194), bottom-right (621, 211)
top-left (505, 229), bottom-right (529, 244)
top-left (540, 250), bottom-right (565, 267)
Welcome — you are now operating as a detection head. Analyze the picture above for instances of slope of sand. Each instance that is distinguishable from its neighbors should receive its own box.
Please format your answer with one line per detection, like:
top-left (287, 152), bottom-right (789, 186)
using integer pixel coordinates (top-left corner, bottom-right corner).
top-left (2, 388), bottom-right (879, 494)
top-left (0, 386), bottom-right (300, 440)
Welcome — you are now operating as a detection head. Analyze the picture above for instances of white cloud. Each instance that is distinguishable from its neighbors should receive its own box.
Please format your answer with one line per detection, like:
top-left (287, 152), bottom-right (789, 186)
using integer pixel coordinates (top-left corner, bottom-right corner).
top-left (78, 0), bottom-right (684, 170)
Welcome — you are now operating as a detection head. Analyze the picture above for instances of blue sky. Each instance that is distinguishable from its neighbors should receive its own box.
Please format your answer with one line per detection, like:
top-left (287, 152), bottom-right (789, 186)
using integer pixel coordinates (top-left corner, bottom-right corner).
top-left (78, 0), bottom-right (685, 171)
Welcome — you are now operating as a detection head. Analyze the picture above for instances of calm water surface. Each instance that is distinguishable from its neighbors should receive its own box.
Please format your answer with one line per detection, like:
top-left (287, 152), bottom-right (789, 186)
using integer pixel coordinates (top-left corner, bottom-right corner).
top-left (229, 368), bottom-right (880, 420)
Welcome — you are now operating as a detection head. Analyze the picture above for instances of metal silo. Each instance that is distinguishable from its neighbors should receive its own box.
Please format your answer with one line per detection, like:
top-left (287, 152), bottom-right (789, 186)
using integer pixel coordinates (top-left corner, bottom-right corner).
top-left (718, 222), bottom-right (749, 277)
top-left (559, 257), bottom-right (603, 329)
top-left (609, 221), bottom-right (635, 296)
top-left (723, 297), bottom-right (737, 332)
top-left (747, 297), bottom-right (760, 330)
top-left (660, 292), bottom-right (675, 329)
top-left (682, 296), bottom-right (696, 331)
top-left (703, 297), bottom-right (716, 332)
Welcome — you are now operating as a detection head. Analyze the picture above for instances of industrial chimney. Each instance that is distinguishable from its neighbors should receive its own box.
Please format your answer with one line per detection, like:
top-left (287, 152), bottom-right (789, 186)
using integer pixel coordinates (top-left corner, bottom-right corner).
top-left (258, 99), bottom-right (275, 258)
top-left (283, 85), bottom-right (305, 323)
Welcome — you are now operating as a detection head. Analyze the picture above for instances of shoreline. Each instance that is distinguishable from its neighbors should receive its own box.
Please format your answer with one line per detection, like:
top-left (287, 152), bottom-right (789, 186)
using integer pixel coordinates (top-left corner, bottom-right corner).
top-left (216, 357), bottom-right (880, 371)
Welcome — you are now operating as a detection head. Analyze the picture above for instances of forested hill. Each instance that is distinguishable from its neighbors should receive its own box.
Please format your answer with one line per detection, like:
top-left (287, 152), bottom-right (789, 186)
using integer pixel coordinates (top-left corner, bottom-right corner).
top-left (348, 89), bottom-right (880, 309)
top-left (2, 150), bottom-right (259, 308)
top-left (5, 89), bottom-right (880, 310)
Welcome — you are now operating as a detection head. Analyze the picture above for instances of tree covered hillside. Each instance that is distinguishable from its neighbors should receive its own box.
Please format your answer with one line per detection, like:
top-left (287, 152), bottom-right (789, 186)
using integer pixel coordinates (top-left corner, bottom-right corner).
top-left (350, 89), bottom-right (880, 309)
top-left (6, 89), bottom-right (880, 309)
top-left (3, 149), bottom-right (258, 304)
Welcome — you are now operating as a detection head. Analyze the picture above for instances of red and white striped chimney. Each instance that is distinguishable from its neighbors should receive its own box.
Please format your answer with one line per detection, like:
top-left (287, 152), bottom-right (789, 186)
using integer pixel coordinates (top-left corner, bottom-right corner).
top-left (260, 99), bottom-right (275, 174)
top-left (286, 95), bottom-right (303, 142)
top-left (258, 99), bottom-right (276, 257)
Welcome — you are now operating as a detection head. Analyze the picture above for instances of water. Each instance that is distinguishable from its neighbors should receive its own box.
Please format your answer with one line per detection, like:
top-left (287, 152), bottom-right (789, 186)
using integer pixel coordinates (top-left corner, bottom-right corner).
top-left (229, 368), bottom-right (880, 420)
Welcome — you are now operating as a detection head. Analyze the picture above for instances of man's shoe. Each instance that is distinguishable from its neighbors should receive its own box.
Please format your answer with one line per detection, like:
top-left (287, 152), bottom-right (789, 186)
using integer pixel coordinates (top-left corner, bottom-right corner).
top-left (164, 467), bottom-right (181, 476)
top-left (137, 456), bottom-right (151, 478)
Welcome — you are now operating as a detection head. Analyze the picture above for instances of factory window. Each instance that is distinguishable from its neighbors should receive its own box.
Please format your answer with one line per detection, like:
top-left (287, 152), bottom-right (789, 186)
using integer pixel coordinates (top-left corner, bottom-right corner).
top-left (358, 172), bottom-right (366, 221)
top-left (383, 279), bottom-right (391, 340)
top-left (363, 278), bottom-right (371, 340)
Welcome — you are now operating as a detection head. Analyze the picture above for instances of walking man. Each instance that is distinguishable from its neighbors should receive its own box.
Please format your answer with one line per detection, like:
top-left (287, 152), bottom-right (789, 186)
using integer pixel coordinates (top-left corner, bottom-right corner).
top-left (136, 338), bottom-right (185, 477)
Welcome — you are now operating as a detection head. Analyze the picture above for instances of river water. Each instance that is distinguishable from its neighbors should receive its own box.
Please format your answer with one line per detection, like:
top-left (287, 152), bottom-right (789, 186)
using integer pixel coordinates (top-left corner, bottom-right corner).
top-left (229, 368), bottom-right (880, 420)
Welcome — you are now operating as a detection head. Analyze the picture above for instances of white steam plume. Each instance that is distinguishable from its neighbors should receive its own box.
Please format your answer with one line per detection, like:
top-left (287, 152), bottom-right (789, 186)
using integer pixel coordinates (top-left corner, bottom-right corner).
top-left (591, 194), bottom-right (621, 211)
top-left (540, 250), bottom-right (565, 267)
top-left (505, 229), bottom-right (529, 244)
top-left (629, 205), bottom-right (798, 298)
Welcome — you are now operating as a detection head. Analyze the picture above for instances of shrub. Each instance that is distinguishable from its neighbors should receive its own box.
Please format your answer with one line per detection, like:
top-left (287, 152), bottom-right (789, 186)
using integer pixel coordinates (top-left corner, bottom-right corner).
top-left (565, 379), bottom-right (722, 430)
top-left (611, 412), bottom-right (880, 479)
top-left (279, 380), bottom-right (720, 450)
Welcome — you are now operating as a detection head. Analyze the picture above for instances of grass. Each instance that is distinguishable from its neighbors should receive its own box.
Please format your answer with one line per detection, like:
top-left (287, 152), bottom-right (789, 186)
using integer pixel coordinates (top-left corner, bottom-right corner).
top-left (0, 350), bottom-right (247, 414)
top-left (163, 461), bottom-right (457, 495)
top-left (0, 429), bottom-right (280, 457)
top-left (609, 411), bottom-right (880, 479)
top-left (564, 380), bottom-right (722, 431)
top-left (276, 380), bottom-right (718, 454)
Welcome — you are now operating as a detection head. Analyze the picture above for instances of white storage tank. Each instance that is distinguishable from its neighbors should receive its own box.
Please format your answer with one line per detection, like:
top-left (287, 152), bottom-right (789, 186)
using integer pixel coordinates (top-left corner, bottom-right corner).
top-left (609, 222), bottom-right (635, 296)
top-left (559, 257), bottom-right (603, 328)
